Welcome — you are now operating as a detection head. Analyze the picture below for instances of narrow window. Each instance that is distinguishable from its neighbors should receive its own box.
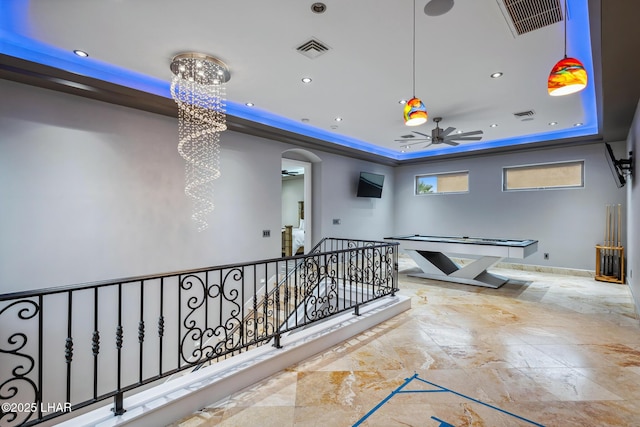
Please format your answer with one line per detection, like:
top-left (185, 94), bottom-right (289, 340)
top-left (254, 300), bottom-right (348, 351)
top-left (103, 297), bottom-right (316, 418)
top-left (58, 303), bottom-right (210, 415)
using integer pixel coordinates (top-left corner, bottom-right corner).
top-left (503, 161), bottom-right (584, 191)
top-left (415, 171), bottom-right (469, 195)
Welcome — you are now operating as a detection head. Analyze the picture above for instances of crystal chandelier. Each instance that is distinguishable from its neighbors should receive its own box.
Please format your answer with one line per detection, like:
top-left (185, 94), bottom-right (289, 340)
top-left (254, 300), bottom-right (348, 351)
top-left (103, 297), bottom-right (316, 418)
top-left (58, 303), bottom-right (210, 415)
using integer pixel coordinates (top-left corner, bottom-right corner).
top-left (170, 53), bottom-right (230, 231)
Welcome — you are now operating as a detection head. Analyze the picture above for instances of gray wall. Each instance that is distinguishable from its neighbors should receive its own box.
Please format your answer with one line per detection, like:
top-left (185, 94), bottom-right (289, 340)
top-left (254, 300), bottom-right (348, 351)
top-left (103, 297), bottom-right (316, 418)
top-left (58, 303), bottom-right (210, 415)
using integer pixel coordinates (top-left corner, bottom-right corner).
top-left (626, 99), bottom-right (639, 312)
top-left (312, 152), bottom-right (395, 242)
top-left (394, 142), bottom-right (627, 270)
top-left (0, 80), bottom-right (395, 293)
top-left (0, 78), bottom-right (634, 294)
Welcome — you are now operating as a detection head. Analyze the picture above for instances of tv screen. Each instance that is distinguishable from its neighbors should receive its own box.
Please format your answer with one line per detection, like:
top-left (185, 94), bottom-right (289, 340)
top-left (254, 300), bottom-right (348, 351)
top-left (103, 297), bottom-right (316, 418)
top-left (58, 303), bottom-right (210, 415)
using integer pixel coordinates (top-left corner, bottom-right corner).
top-left (357, 172), bottom-right (384, 198)
top-left (605, 143), bottom-right (626, 188)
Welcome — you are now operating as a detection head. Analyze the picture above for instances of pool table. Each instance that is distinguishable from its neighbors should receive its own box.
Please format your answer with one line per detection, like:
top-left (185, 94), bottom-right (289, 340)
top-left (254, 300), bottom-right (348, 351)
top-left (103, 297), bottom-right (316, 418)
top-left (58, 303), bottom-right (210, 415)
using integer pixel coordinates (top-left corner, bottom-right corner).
top-left (384, 235), bottom-right (538, 288)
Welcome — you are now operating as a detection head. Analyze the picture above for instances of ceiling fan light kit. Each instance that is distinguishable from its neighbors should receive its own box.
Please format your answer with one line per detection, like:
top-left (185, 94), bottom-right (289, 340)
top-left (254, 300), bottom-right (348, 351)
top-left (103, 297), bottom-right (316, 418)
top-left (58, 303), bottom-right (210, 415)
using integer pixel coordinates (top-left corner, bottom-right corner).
top-left (548, 0), bottom-right (588, 96)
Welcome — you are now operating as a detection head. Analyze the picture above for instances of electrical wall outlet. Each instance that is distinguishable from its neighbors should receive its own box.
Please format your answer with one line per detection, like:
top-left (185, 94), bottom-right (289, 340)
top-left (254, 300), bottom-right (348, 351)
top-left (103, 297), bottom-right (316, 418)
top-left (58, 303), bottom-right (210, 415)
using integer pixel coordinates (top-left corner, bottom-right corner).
top-left (544, 253), bottom-right (549, 260)
top-left (262, 230), bottom-right (270, 238)
top-left (333, 219), bottom-right (341, 225)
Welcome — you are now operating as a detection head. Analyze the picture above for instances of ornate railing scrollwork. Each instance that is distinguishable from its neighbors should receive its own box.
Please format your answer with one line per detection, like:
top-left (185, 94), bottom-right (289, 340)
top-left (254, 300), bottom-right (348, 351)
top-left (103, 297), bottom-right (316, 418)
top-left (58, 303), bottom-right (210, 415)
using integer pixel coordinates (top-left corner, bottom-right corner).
top-left (0, 237), bottom-right (398, 426)
top-left (0, 300), bottom-right (39, 427)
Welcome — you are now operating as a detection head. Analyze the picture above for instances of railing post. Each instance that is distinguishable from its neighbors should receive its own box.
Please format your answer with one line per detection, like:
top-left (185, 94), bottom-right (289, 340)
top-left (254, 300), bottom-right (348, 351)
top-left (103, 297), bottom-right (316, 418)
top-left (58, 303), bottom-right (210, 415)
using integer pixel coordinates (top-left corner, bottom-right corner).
top-left (392, 247), bottom-right (399, 296)
top-left (273, 332), bottom-right (282, 349)
top-left (354, 304), bottom-right (360, 316)
top-left (112, 391), bottom-right (126, 415)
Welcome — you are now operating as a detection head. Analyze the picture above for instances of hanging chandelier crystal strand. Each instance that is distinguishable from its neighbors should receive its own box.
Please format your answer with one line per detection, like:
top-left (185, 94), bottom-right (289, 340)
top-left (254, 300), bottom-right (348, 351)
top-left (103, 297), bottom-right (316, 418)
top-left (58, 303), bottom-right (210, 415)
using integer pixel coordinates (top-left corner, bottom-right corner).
top-left (170, 53), bottom-right (230, 231)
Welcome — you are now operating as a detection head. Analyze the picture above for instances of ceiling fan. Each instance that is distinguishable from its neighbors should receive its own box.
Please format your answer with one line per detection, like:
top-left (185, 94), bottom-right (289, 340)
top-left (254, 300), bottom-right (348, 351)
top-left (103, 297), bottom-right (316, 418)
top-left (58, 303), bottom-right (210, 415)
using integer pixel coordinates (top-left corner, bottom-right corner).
top-left (396, 117), bottom-right (483, 149)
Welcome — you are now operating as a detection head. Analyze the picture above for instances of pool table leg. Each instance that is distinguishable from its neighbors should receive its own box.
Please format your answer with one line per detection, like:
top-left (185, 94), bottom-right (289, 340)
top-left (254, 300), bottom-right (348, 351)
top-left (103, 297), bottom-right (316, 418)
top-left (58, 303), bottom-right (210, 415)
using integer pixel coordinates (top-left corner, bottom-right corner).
top-left (405, 250), bottom-right (508, 288)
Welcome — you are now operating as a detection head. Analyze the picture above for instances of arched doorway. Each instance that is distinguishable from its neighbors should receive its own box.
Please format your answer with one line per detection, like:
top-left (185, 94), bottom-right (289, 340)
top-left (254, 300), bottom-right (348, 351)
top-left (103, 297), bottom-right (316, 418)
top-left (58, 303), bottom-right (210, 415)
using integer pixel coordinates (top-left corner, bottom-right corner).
top-left (281, 149), bottom-right (320, 254)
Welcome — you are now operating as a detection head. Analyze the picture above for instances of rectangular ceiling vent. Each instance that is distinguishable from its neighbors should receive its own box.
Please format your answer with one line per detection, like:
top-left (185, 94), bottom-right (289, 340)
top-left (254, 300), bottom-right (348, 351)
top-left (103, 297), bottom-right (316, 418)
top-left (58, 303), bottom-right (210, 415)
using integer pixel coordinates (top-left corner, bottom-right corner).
top-left (513, 110), bottom-right (536, 120)
top-left (497, 0), bottom-right (562, 36)
top-left (296, 38), bottom-right (330, 59)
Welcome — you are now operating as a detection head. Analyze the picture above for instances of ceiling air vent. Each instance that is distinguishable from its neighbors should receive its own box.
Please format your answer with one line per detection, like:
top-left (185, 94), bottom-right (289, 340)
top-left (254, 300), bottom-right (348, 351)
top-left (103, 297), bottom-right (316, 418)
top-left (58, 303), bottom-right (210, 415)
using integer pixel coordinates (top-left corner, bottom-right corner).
top-left (497, 0), bottom-right (562, 36)
top-left (296, 38), bottom-right (330, 59)
top-left (513, 110), bottom-right (536, 121)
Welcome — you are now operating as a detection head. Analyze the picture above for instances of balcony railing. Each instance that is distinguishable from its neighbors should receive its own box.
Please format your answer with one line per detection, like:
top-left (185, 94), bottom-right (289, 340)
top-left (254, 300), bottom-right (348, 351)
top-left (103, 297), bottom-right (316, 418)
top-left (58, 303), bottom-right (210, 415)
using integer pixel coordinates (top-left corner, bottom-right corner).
top-left (0, 237), bottom-right (398, 426)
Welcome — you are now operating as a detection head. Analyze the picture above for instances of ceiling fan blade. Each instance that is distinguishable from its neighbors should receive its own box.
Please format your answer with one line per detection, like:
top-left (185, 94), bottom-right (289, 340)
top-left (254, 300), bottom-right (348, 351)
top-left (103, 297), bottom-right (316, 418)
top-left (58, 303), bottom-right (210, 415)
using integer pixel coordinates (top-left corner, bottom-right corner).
top-left (412, 131), bottom-right (431, 138)
top-left (449, 136), bottom-right (483, 141)
top-left (440, 127), bottom-right (456, 137)
top-left (444, 140), bottom-right (459, 146)
top-left (398, 139), bottom-right (430, 146)
top-left (421, 142), bottom-right (434, 149)
top-left (454, 130), bottom-right (483, 137)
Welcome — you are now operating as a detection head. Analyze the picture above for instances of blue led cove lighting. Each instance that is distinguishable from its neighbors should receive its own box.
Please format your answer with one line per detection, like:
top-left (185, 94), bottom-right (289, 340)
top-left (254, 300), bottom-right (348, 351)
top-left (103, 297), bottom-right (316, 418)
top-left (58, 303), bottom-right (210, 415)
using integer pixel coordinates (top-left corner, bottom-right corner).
top-left (0, 0), bottom-right (597, 161)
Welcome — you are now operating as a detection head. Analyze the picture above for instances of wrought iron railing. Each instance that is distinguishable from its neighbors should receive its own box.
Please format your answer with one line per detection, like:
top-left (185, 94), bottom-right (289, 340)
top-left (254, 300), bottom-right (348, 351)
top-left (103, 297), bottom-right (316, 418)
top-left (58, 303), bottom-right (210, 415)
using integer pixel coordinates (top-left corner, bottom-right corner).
top-left (0, 238), bottom-right (398, 426)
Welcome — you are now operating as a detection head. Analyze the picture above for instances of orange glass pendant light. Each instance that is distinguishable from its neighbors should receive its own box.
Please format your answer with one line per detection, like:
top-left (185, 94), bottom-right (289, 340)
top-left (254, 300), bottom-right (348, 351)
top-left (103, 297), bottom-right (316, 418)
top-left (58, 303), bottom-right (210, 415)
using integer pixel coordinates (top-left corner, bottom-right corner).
top-left (404, 0), bottom-right (427, 126)
top-left (404, 97), bottom-right (428, 126)
top-left (548, 0), bottom-right (587, 96)
top-left (548, 56), bottom-right (587, 96)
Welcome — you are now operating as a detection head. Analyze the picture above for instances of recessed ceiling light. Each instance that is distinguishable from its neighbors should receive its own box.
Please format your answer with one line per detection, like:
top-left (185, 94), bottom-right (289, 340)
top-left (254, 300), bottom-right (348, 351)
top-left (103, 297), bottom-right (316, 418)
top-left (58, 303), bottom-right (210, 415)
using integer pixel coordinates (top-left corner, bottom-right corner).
top-left (490, 72), bottom-right (503, 78)
top-left (549, 121), bottom-right (558, 126)
top-left (490, 123), bottom-right (498, 128)
top-left (399, 99), bottom-right (407, 105)
top-left (573, 122), bottom-right (583, 127)
top-left (311, 2), bottom-right (326, 13)
top-left (245, 102), bottom-right (254, 107)
top-left (335, 117), bottom-right (342, 122)
top-left (73, 49), bottom-right (89, 57)
top-left (301, 77), bottom-right (312, 83)
top-left (456, 130), bottom-right (463, 134)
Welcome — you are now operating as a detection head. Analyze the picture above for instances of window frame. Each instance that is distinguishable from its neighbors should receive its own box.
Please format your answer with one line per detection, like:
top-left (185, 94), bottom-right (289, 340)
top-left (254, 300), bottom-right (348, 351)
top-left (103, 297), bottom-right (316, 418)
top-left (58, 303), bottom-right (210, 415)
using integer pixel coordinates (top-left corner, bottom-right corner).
top-left (414, 170), bottom-right (470, 195)
top-left (502, 160), bottom-right (585, 192)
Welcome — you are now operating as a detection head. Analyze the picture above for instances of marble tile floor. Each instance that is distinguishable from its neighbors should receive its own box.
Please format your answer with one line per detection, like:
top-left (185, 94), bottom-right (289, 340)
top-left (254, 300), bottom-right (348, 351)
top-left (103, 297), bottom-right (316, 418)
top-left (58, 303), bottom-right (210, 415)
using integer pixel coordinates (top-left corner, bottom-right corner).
top-left (168, 263), bottom-right (640, 427)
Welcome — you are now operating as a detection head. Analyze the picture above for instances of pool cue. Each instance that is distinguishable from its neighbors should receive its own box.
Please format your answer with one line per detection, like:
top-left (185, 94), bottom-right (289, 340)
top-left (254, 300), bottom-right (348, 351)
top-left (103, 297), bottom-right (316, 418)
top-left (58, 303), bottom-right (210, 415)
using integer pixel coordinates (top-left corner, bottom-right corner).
top-left (611, 205), bottom-right (620, 277)
top-left (604, 205), bottom-right (613, 276)
top-left (600, 205), bottom-right (606, 276)
top-left (616, 203), bottom-right (622, 279)
top-left (604, 204), bottom-right (608, 276)
top-left (609, 204), bottom-right (615, 276)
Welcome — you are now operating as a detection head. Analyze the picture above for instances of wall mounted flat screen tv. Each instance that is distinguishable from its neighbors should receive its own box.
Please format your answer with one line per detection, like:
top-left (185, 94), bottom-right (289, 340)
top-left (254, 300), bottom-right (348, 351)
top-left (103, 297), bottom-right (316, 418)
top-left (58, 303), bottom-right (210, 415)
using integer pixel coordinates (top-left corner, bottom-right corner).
top-left (605, 143), bottom-right (626, 188)
top-left (356, 172), bottom-right (385, 198)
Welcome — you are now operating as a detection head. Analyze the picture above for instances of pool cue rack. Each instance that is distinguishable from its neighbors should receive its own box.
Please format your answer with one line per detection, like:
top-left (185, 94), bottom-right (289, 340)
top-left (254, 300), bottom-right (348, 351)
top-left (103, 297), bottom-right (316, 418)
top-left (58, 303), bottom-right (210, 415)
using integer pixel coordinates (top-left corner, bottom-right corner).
top-left (595, 246), bottom-right (624, 283)
top-left (595, 204), bottom-right (625, 284)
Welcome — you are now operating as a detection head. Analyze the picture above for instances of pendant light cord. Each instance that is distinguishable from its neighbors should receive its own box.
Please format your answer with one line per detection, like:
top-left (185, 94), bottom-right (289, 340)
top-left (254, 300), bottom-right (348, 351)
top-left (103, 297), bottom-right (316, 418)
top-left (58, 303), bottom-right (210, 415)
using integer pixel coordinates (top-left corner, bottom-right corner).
top-left (563, 0), bottom-right (567, 58)
top-left (412, 0), bottom-right (416, 98)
